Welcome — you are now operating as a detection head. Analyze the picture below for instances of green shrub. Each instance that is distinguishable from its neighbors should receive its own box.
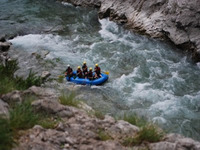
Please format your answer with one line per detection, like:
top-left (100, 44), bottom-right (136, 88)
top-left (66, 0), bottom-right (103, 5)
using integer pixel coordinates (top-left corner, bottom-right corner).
top-left (59, 92), bottom-right (80, 107)
top-left (0, 60), bottom-right (42, 95)
top-left (15, 70), bottom-right (42, 90)
top-left (0, 59), bottom-right (19, 78)
top-left (118, 113), bottom-right (147, 127)
top-left (57, 75), bottom-right (64, 83)
top-left (135, 124), bottom-right (164, 144)
top-left (123, 124), bottom-right (164, 146)
top-left (94, 110), bottom-right (105, 120)
top-left (0, 77), bottom-right (16, 95)
top-left (97, 129), bottom-right (112, 141)
top-left (9, 100), bottom-right (39, 130)
top-left (38, 116), bottom-right (60, 129)
top-left (0, 117), bottom-right (14, 150)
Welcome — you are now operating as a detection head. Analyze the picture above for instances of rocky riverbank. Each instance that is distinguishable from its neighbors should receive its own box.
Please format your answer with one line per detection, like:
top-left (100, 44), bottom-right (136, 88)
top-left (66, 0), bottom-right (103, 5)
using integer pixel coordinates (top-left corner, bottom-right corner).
top-left (0, 86), bottom-right (200, 150)
top-left (61, 0), bottom-right (200, 62)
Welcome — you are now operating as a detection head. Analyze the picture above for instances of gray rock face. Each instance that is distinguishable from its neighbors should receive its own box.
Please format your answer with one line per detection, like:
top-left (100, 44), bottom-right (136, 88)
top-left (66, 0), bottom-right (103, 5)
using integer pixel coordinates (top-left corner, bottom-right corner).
top-left (41, 71), bottom-right (51, 80)
top-left (62, 0), bottom-right (200, 62)
top-left (148, 133), bottom-right (200, 150)
top-left (0, 99), bottom-right (9, 117)
top-left (10, 87), bottom-right (200, 150)
top-left (1, 86), bottom-right (57, 104)
top-left (1, 90), bottom-right (23, 104)
top-left (0, 42), bottom-right (11, 52)
top-left (32, 99), bottom-right (74, 118)
top-left (107, 120), bottom-right (139, 140)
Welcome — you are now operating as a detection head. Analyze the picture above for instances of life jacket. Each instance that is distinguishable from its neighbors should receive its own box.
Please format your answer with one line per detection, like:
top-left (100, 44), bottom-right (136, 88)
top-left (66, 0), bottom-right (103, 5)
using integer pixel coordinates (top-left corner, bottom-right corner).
top-left (95, 66), bottom-right (101, 74)
top-left (88, 71), bottom-right (93, 77)
top-left (82, 64), bottom-right (88, 73)
top-left (66, 67), bottom-right (73, 74)
top-left (77, 69), bottom-right (83, 78)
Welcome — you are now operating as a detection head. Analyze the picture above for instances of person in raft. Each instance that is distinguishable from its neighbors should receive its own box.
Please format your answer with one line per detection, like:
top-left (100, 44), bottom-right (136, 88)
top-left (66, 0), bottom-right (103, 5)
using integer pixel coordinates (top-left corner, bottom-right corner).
top-left (87, 67), bottom-right (94, 80)
top-left (76, 66), bottom-right (83, 78)
top-left (94, 63), bottom-right (101, 79)
top-left (65, 64), bottom-right (73, 81)
top-left (82, 61), bottom-right (88, 78)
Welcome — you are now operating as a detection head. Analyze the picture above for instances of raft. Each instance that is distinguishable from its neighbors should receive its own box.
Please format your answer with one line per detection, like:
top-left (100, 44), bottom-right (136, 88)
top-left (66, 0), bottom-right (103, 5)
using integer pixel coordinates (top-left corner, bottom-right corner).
top-left (66, 71), bottom-right (108, 85)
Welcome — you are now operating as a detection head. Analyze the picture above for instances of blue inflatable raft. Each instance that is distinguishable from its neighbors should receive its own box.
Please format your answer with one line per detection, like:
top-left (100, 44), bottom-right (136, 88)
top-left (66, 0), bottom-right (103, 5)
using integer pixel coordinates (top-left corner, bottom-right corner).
top-left (66, 71), bottom-right (108, 85)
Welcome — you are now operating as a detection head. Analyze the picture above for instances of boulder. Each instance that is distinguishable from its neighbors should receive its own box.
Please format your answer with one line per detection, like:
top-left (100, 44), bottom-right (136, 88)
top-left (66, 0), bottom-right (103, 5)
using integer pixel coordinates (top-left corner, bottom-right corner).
top-left (23, 86), bottom-right (57, 99)
top-left (41, 71), bottom-right (51, 80)
top-left (0, 36), bottom-right (6, 42)
top-left (107, 120), bottom-right (139, 139)
top-left (79, 141), bottom-right (126, 150)
top-left (31, 99), bottom-right (74, 118)
top-left (0, 42), bottom-right (11, 52)
top-left (0, 99), bottom-right (9, 117)
top-left (149, 142), bottom-right (177, 150)
top-left (0, 52), bottom-right (10, 66)
top-left (176, 138), bottom-right (200, 150)
top-left (1, 90), bottom-right (23, 104)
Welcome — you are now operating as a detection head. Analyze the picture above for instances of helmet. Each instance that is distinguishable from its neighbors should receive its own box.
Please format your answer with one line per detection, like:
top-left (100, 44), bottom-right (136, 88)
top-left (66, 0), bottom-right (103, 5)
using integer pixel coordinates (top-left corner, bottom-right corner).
top-left (89, 67), bottom-right (92, 70)
top-left (77, 66), bottom-right (81, 69)
top-left (95, 64), bottom-right (98, 67)
top-left (67, 64), bottom-right (70, 67)
top-left (83, 61), bottom-right (86, 64)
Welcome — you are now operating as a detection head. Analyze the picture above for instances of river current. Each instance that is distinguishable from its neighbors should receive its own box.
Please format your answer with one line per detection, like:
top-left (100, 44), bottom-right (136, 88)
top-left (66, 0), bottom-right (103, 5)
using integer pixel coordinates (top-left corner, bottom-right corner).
top-left (1, 0), bottom-right (200, 140)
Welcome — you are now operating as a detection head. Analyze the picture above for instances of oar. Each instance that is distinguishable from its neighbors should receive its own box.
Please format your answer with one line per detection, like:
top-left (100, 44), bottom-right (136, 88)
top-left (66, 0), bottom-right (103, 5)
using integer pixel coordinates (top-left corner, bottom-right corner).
top-left (103, 71), bottom-right (109, 75)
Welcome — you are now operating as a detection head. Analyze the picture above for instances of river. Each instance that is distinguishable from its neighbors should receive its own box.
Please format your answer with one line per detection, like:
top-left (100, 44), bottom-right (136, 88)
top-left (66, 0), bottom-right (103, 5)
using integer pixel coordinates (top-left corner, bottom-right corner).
top-left (1, 0), bottom-right (200, 141)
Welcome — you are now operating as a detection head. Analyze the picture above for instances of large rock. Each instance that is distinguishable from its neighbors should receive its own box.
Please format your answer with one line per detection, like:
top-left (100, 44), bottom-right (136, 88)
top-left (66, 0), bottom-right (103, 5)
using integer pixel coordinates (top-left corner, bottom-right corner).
top-left (0, 99), bottom-right (9, 117)
top-left (1, 90), bottom-right (23, 104)
top-left (149, 142), bottom-right (177, 150)
top-left (31, 99), bottom-right (74, 118)
top-left (0, 42), bottom-right (11, 52)
top-left (1, 86), bottom-right (58, 104)
top-left (107, 120), bottom-right (139, 140)
top-left (41, 71), bottom-right (51, 80)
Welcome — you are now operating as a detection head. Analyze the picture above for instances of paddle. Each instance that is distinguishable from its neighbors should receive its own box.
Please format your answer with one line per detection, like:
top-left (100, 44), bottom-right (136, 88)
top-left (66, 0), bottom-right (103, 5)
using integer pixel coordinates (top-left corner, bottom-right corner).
top-left (103, 71), bottom-right (109, 75)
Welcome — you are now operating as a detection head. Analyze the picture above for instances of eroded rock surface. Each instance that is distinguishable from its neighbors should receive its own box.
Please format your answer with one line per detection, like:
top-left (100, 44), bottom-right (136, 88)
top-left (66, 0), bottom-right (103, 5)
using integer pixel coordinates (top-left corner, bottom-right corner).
top-left (0, 99), bottom-right (9, 117)
top-left (2, 86), bottom-right (199, 150)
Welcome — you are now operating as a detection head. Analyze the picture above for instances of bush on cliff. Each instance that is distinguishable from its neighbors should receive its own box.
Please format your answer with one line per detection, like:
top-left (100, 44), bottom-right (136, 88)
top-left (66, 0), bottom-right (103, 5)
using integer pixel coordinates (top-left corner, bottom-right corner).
top-left (59, 92), bottom-right (80, 107)
top-left (123, 124), bottom-right (164, 146)
top-left (117, 113), bottom-right (147, 127)
top-left (0, 60), bottom-right (42, 95)
top-left (9, 99), bottom-right (39, 130)
top-left (0, 117), bottom-right (14, 150)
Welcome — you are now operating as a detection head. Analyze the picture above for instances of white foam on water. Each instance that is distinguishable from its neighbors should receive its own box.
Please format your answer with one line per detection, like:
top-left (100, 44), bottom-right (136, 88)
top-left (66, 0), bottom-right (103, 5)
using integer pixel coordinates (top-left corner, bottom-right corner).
top-left (61, 2), bottom-right (73, 7)
top-left (10, 34), bottom-right (69, 52)
top-left (99, 18), bottom-right (118, 40)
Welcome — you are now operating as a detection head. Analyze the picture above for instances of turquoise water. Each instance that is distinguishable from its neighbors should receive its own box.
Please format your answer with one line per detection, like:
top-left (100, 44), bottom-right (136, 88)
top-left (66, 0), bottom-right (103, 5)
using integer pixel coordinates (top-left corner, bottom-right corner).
top-left (1, 0), bottom-right (200, 140)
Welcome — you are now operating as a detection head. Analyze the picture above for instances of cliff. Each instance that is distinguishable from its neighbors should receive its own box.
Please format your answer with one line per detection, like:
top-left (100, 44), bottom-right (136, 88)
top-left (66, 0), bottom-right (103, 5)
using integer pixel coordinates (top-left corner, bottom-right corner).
top-left (61, 0), bottom-right (200, 62)
top-left (1, 86), bottom-right (200, 150)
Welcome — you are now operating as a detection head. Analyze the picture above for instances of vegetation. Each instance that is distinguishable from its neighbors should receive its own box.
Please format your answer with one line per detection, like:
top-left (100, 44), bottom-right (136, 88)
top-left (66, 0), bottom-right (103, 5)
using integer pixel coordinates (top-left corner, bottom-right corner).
top-left (38, 117), bottom-right (59, 129)
top-left (9, 100), bottom-right (39, 131)
top-left (135, 124), bottom-right (164, 143)
top-left (118, 113), bottom-right (147, 127)
top-left (94, 110), bottom-right (105, 120)
top-left (0, 96), bottom-right (60, 149)
top-left (97, 129), bottom-right (112, 141)
top-left (116, 113), bottom-right (164, 146)
top-left (0, 117), bottom-right (14, 150)
top-left (59, 92), bottom-right (80, 107)
top-left (123, 124), bottom-right (164, 146)
top-left (0, 60), bottom-right (42, 95)
top-left (57, 75), bottom-right (65, 83)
